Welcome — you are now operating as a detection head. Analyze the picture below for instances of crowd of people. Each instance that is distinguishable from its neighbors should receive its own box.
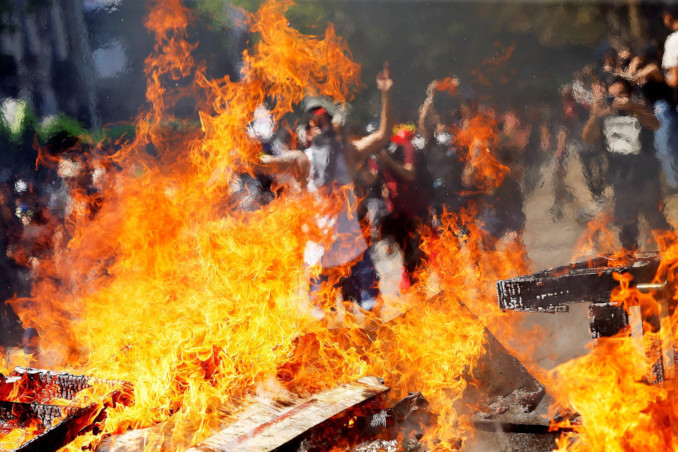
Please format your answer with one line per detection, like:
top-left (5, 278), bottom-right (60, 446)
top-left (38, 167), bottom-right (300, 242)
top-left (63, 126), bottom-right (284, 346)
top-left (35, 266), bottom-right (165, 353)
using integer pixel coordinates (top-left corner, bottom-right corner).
top-left (252, 6), bottom-right (678, 311)
top-left (1, 6), bottom-right (678, 327)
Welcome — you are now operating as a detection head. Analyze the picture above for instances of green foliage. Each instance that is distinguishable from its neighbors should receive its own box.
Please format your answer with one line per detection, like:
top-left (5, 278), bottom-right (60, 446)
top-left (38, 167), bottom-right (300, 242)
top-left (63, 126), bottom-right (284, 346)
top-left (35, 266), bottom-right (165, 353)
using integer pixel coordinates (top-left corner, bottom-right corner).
top-left (0, 99), bottom-right (37, 145)
top-left (189, 0), bottom-right (331, 35)
top-left (37, 114), bottom-right (87, 143)
top-left (0, 100), bottom-right (141, 149)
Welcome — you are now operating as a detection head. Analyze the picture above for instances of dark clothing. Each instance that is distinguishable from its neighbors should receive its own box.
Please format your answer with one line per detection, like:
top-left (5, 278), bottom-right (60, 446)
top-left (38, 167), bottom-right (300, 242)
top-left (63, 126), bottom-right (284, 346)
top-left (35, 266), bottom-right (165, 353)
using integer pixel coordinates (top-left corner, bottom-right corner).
top-left (600, 111), bottom-right (671, 249)
top-left (476, 175), bottom-right (525, 238)
top-left (639, 78), bottom-right (674, 107)
top-left (309, 249), bottom-right (380, 310)
top-left (425, 140), bottom-right (465, 218)
top-left (608, 153), bottom-right (671, 249)
top-left (580, 148), bottom-right (609, 202)
top-left (380, 212), bottom-right (423, 283)
top-left (378, 142), bottom-right (428, 218)
top-left (374, 141), bottom-right (431, 285)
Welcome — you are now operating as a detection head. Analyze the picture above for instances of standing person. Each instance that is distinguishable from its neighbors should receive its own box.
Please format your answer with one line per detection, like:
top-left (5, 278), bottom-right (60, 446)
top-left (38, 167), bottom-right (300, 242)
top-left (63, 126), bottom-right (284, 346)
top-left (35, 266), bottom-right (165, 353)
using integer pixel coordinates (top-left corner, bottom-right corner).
top-left (627, 45), bottom-right (678, 191)
top-left (374, 124), bottom-right (431, 290)
top-left (551, 85), bottom-right (608, 221)
top-left (582, 76), bottom-right (672, 251)
top-left (417, 78), bottom-right (466, 223)
top-left (257, 64), bottom-right (393, 310)
top-left (500, 105), bottom-right (550, 201)
top-left (663, 5), bottom-right (678, 95)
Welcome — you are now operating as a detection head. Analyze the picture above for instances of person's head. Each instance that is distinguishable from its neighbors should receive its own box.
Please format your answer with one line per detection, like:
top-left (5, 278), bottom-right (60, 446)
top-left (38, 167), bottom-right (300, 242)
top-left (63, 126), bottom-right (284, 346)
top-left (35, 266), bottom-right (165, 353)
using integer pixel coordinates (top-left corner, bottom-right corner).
top-left (607, 76), bottom-right (633, 100)
top-left (391, 123), bottom-right (415, 146)
top-left (305, 106), bottom-right (333, 140)
top-left (663, 6), bottom-right (678, 30)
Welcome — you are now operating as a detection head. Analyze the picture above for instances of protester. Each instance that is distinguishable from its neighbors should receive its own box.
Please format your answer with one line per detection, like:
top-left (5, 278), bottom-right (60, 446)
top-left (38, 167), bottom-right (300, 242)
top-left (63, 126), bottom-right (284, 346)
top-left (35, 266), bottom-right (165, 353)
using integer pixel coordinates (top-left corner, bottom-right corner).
top-left (373, 124), bottom-right (431, 290)
top-left (662, 5), bottom-right (678, 93)
top-left (582, 76), bottom-right (672, 250)
top-left (551, 84), bottom-right (608, 221)
top-left (417, 78), bottom-right (467, 223)
top-left (257, 64), bottom-right (393, 310)
top-left (626, 44), bottom-right (678, 190)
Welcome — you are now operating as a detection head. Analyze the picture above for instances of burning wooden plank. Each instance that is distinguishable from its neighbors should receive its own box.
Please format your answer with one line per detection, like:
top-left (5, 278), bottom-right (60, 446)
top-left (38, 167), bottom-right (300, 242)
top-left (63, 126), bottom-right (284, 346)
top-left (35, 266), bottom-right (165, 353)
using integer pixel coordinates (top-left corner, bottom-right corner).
top-left (2, 402), bottom-right (104, 452)
top-left (497, 254), bottom-right (676, 384)
top-left (187, 376), bottom-right (388, 452)
top-left (0, 367), bottom-right (133, 452)
top-left (496, 253), bottom-right (660, 313)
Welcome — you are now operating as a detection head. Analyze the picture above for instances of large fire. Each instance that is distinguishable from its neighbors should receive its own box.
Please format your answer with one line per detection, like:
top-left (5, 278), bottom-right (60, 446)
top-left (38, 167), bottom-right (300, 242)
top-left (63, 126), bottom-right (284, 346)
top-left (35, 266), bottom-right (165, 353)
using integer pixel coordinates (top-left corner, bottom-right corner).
top-left (1, 0), bottom-right (677, 451)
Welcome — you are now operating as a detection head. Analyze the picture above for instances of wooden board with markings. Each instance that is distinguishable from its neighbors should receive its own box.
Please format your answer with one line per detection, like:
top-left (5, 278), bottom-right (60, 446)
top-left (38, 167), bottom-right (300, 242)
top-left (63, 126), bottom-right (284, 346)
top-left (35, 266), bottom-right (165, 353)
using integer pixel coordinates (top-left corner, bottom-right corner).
top-left (187, 376), bottom-right (389, 452)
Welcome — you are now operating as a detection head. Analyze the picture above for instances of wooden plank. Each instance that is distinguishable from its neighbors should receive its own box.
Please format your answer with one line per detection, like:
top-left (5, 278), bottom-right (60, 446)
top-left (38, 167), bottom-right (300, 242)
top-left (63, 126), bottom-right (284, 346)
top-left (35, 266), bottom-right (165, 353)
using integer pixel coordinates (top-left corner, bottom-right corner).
top-left (588, 303), bottom-right (630, 342)
top-left (496, 253), bottom-right (660, 313)
top-left (187, 376), bottom-right (389, 452)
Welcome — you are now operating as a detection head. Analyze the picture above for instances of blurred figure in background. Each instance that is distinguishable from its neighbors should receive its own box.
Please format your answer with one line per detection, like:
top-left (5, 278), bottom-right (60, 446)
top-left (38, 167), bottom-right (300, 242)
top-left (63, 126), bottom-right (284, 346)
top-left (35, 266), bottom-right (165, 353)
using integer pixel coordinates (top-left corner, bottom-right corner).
top-left (417, 77), bottom-right (466, 225)
top-left (551, 84), bottom-right (608, 221)
top-left (662, 5), bottom-right (678, 94)
top-left (582, 76), bottom-right (671, 251)
top-left (626, 44), bottom-right (678, 192)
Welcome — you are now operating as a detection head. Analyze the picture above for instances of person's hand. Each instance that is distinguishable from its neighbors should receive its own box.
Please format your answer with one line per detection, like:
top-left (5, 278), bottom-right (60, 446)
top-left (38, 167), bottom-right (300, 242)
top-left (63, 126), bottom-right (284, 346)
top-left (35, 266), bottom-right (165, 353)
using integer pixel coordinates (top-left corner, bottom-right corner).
top-left (591, 81), bottom-right (606, 102)
top-left (612, 96), bottom-right (634, 113)
top-left (590, 87), bottom-right (611, 118)
top-left (377, 148), bottom-right (390, 162)
top-left (376, 62), bottom-right (393, 92)
top-left (627, 56), bottom-right (642, 76)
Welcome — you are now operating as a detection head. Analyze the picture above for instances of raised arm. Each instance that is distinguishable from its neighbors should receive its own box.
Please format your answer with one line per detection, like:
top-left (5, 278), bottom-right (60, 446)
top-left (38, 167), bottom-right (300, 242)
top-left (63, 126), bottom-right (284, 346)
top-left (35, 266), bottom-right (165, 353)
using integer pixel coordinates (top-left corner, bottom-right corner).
top-left (351, 63), bottom-right (394, 160)
top-left (418, 80), bottom-right (443, 142)
top-left (582, 104), bottom-right (606, 144)
top-left (582, 83), bottom-right (608, 143)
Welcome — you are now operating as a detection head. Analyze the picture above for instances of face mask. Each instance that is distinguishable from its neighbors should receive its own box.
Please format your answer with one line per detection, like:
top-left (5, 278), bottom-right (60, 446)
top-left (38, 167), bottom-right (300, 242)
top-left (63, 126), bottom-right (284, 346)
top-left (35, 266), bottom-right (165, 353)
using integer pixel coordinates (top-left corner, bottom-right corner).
top-left (435, 131), bottom-right (451, 145)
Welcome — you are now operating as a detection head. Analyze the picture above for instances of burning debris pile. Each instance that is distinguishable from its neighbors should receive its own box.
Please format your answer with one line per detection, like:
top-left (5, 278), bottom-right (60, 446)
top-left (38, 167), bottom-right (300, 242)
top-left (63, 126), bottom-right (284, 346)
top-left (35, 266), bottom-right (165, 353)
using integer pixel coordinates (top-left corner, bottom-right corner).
top-left (0, 367), bottom-right (132, 451)
top-left (0, 0), bottom-right (678, 451)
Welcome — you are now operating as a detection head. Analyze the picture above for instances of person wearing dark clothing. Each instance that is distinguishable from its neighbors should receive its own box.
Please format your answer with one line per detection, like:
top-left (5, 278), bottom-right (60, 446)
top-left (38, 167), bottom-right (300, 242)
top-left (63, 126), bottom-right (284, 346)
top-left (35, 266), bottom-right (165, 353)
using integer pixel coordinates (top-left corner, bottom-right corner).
top-left (417, 77), bottom-right (467, 223)
top-left (0, 184), bottom-right (25, 346)
top-left (582, 77), bottom-right (672, 250)
top-left (373, 125), bottom-right (430, 289)
top-left (476, 166), bottom-right (525, 239)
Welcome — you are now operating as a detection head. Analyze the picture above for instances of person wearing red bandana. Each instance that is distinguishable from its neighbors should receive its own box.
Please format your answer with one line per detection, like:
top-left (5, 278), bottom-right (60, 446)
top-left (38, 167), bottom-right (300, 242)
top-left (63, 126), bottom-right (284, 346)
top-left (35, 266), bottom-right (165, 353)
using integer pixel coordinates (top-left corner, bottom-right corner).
top-left (373, 123), bottom-right (430, 291)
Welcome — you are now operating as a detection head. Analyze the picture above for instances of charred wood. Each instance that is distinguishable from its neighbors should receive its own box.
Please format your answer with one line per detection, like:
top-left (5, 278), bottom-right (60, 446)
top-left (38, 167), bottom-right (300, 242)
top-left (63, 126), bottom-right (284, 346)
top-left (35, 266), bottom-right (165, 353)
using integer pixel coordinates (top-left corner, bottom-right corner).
top-left (497, 253), bottom-right (660, 313)
top-left (588, 303), bottom-right (630, 341)
top-left (1, 367), bottom-right (132, 452)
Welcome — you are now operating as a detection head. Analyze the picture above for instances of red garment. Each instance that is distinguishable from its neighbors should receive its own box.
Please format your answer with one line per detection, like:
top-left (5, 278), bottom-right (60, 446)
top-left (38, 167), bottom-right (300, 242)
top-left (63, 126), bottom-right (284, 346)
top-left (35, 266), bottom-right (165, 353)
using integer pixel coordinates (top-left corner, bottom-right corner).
top-left (380, 142), bottom-right (421, 217)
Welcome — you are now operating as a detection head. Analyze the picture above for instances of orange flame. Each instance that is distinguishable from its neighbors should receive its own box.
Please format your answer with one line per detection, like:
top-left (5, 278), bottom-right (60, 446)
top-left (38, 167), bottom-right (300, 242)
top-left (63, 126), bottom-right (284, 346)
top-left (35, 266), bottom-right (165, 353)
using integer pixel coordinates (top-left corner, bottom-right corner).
top-left (453, 112), bottom-right (510, 193)
top-left (11, 1), bottom-right (677, 451)
top-left (435, 77), bottom-right (459, 96)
